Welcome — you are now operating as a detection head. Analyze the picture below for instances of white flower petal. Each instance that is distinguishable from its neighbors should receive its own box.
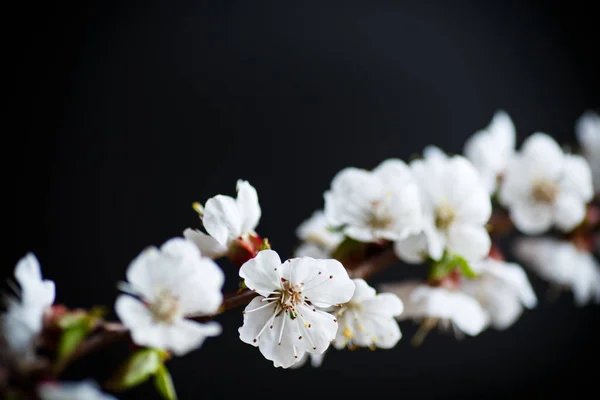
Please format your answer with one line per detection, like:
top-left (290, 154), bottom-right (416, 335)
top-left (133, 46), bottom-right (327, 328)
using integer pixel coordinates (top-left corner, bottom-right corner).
top-left (552, 192), bottom-right (587, 232)
top-left (14, 253), bottom-right (55, 308)
top-left (115, 295), bottom-right (159, 346)
top-left (560, 155), bottom-right (594, 202)
top-left (393, 232), bottom-right (429, 264)
top-left (295, 304), bottom-right (338, 354)
top-left (239, 250), bottom-right (283, 297)
top-left (509, 200), bottom-right (554, 234)
top-left (520, 133), bottom-right (565, 180)
top-left (238, 297), bottom-right (278, 346)
top-left (295, 210), bottom-right (343, 250)
top-left (236, 180), bottom-right (262, 234)
top-left (350, 278), bottom-right (377, 303)
top-left (446, 223), bottom-right (491, 262)
top-left (203, 194), bottom-right (243, 246)
top-left (166, 319), bottom-right (222, 356)
top-left (293, 242), bottom-right (332, 259)
top-left (183, 228), bottom-right (228, 259)
top-left (295, 258), bottom-right (355, 308)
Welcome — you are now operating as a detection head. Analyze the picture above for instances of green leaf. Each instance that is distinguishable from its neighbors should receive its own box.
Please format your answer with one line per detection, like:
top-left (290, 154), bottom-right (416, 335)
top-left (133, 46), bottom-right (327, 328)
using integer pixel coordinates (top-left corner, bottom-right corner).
top-left (105, 348), bottom-right (163, 391)
top-left (330, 236), bottom-right (366, 262)
top-left (154, 364), bottom-right (178, 400)
top-left (56, 312), bottom-right (88, 329)
top-left (57, 325), bottom-right (89, 361)
top-left (454, 255), bottom-right (478, 278)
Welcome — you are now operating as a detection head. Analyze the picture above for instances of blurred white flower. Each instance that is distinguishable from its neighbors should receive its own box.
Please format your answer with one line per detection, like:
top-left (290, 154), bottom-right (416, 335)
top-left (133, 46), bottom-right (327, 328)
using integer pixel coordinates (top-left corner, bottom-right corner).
top-left (576, 110), bottom-right (600, 192)
top-left (514, 237), bottom-right (600, 306)
top-left (184, 180), bottom-right (262, 259)
top-left (1, 253), bottom-right (55, 361)
top-left (380, 281), bottom-right (489, 342)
top-left (324, 159), bottom-right (422, 243)
top-left (394, 152), bottom-right (492, 263)
top-left (289, 352), bottom-right (325, 369)
top-left (499, 133), bottom-right (593, 234)
top-left (38, 380), bottom-right (117, 400)
top-left (464, 110), bottom-right (516, 194)
top-left (294, 210), bottom-right (344, 259)
top-left (238, 250), bottom-right (355, 368)
top-left (461, 258), bottom-right (537, 330)
top-left (115, 238), bottom-right (224, 356)
top-left (332, 279), bottom-right (403, 350)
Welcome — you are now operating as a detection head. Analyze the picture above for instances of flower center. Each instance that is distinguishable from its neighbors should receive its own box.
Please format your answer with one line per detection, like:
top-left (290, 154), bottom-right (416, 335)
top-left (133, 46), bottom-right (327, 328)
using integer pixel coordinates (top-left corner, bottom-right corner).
top-left (148, 288), bottom-right (182, 324)
top-left (435, 203), bottom-right (455, 230)
top-left (279, 280), bottom-right (304, 317)
top-left (369, 200), bottom-right (394, 230)
top-left (531, 179), bottom-right (559, 203)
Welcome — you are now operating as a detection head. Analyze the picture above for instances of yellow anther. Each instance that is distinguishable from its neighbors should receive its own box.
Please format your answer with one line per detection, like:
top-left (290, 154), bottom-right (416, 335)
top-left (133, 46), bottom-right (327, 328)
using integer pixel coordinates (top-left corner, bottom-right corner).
top-left (343, 326), bottom-right (354, 339)
top-left (192, 202), bottom-right (205, 216)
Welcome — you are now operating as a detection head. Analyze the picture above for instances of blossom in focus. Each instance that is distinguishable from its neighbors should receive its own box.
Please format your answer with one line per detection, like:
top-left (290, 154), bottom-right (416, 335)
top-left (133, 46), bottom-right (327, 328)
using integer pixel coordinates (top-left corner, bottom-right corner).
top-left (1, 253), bottom-right (55, 361)
top-left (576, 110), bottom-right (600, 193)
top-left (464, 110), bottom-right (516, 194)
top-left (324, 159), bottom-right (422, 243)
top-left (294, 210), bottom-right (344, 259)
top-left (514, 237), bottom-right (600, 306)
top-left (38, 380), bottom-right (118, 400)
top-left (238, 250), bottom-right (355, 368)
top-left (394, 151), bottom-right (492, 263)
top-left (332, 279), bottom-right (403, 350)
top-left (289, 352), bottom-right (326, 369)
top-left (461, 258), bottom-right (537, 330)
top-left (380, 281), bottom-right (489, 341)
top-left (499, 133), bottom-right (593, 234)
top-left (184, 180), bottom-right (262, 260)
top-left (115, 238), bottom-right (224, 356)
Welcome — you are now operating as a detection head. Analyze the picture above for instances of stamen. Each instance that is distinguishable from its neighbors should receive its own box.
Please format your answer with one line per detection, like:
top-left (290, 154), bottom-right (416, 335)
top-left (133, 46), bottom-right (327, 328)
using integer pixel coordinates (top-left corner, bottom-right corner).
top-left (278, 310), bottom-right (286, 345)
top-left (244, 301), bottom-right (275, 314)
top-left (254, 307), bottom-right (278, 342)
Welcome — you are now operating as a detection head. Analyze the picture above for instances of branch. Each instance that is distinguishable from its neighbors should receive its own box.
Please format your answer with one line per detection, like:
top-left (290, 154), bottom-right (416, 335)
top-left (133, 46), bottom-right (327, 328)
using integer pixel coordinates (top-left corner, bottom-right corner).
top-left (41, 245), bottom-right (398, 379)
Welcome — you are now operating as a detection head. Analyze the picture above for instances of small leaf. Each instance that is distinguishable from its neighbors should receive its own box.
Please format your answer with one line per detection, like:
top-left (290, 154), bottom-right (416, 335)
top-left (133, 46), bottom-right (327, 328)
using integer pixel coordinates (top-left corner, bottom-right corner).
top-left (57, 325), bottom-right (88, 361)
top-left (56, 312), bottom-right (88, 329)
top-left (154, 364), bottom-right (178, 400)
top-left (454, 255), bottom-right (478, 278)
top-left (260, 238), bottom-right (271, 250)
top-left (105, 348), bottom-right (162, 391)
top-left (331, 236), bottom-right (367, 262)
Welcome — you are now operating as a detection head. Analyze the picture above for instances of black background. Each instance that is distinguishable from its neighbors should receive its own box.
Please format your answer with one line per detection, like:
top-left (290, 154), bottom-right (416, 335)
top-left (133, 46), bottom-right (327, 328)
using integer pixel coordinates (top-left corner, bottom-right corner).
top-left (8, 1), bottom-right (600, 399)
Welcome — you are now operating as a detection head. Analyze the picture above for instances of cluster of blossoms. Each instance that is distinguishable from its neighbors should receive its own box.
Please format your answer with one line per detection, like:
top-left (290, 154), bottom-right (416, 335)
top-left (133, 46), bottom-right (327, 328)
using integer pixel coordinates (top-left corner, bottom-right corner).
top-left (2, 110), bottom-right (598, 399)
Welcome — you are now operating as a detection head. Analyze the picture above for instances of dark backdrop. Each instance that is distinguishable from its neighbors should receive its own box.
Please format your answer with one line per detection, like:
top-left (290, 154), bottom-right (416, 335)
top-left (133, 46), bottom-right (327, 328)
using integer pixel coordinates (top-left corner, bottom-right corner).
top-left (9, 1), bottom-right (600, 399)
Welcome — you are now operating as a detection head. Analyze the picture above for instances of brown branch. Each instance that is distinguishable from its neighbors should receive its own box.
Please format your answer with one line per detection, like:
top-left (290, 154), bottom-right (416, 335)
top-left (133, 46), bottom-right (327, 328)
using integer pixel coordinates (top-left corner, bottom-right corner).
top-left (346, 247), bottom-right (398, 279)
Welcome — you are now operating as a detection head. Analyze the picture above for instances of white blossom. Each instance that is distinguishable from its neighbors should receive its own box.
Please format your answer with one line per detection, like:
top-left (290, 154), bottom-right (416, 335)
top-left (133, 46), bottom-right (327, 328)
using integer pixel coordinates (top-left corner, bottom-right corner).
top-left (184, 180), bottom-right (262, 259)
top-left (514, 237), bottom-right (600, 306)
top-left (1, 253), bottom-right (55, 361)
top-left (332, 279), bottom-right (403, 350)
top-left (461, 258), bottom-right (537, 330)
top-left (576, 110), bottom-right (600, 192)
top-left (238, 250), bottom-right (355, 368)
top-left (394, 151), bottom-right (492, 263)
top-left (499, 133), bottom-right (593, 234)
top-left (38, 380), bottom-right (117, 400)
top-left (294, 210), bottom-right (343, 258)
top-left (115, 238), bottom-right (224, 356)
top-left (464, 110), bottom-right (516, 194)
top-left (324, 159), bottom-right (422, 243)
top-left (380, 281), bottom-right (489, 338)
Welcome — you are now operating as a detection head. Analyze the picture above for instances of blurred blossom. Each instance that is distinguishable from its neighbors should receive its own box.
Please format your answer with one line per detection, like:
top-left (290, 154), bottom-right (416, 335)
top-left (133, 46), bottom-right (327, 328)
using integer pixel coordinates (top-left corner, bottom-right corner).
top-left (514, 237), bottom-right (600, 305)
top-left (38, 380), bottom-right (117, 400)
top-left (380, 281), bottom-right (489, 342)
top-left (464, 110), bottom-right (516, 194)
top-left (462, 258), bottom-right (537, 330)
top-left (115, 238), bottom-right (224, 356)
top-left (238, 250), bottom-right (354, 368)
top-left (499, 133), bottom-right (593, 234)
top-left (324, 159), bottom-right (422, 243)
top-left (1, 253), bottom-right (55, 363)
top-left (184, 180), bottom-right (262, 259)
top-left (576, 110), bottom-right (600, 192)
top-left (394, 151), bottom-right (492, 263)
top-left (294, 210), bottom-right (343, 258)
top-left (332, 279), bottom-right (403, 350)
